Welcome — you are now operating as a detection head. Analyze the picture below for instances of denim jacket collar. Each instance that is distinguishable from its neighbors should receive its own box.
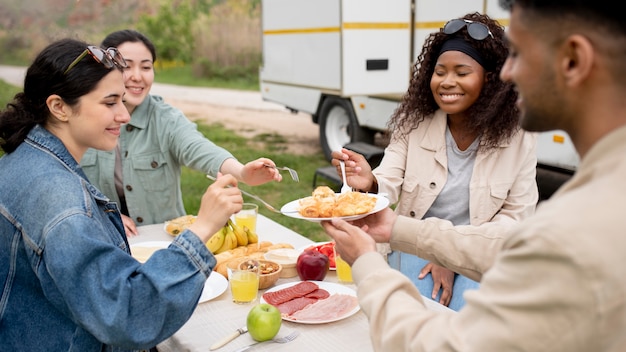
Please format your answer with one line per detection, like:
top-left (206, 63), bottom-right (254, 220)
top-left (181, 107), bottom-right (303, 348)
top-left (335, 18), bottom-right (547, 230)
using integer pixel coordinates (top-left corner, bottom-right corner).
top-left (26, 125), bottom-right (109, 202)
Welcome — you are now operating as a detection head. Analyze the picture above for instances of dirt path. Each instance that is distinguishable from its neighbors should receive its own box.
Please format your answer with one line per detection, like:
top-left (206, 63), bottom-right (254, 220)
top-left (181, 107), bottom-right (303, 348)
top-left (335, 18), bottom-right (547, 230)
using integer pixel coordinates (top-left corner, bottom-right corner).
top-left (163, 99), bottom-right (323, 156)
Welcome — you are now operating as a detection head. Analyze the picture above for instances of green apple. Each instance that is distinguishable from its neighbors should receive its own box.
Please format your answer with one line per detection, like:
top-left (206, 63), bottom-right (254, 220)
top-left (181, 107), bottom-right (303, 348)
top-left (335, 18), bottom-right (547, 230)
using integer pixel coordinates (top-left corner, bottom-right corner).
top-left (246, 303), bottom-right (282, 342)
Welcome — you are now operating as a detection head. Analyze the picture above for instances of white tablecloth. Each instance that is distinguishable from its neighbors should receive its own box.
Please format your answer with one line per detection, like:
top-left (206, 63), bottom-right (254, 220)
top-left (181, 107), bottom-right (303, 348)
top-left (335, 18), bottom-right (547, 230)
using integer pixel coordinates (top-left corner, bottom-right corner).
top-left (131, 215), bottom-right (452, 352)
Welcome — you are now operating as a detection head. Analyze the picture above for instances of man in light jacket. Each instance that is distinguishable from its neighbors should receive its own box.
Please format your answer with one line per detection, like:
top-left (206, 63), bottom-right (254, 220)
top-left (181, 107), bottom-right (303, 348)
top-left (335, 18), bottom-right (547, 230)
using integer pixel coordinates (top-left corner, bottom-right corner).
top-left (322, 0), bottom-right (626, 350)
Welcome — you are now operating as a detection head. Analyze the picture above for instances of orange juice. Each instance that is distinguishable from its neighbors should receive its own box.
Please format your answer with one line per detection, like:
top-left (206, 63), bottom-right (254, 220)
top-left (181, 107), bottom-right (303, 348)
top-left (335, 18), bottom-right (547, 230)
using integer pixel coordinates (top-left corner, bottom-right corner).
top-left (235, 203), bottom-right (258, 232)
top-left (230, 271), bottom-right (259, 303)
top-left (235, 214), bottom-right (257, 232)
top-left (335, 253), bottom-right (353, 284)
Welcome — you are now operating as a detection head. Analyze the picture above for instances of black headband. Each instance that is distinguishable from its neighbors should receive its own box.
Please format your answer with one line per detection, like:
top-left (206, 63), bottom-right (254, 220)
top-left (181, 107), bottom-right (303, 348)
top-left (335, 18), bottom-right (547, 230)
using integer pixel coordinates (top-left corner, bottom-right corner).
top-left (438, 36), bottom-right (489, 69)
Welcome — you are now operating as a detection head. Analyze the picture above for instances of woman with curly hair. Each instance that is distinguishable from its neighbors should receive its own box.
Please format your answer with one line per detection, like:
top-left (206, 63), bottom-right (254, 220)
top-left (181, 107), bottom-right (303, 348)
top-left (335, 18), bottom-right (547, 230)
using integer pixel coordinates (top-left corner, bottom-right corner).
top-left (331, 12), bottom-right (538, 310)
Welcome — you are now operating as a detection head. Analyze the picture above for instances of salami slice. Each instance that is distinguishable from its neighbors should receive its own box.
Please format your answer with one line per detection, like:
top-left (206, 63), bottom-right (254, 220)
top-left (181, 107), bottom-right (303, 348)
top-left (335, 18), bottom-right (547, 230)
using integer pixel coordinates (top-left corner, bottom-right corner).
top-left (262, 281), bottom-right (319, 306)
top-left (276, 296), bottom-right (318, 315)
top-left (304, 288), bottom-right (330, 299)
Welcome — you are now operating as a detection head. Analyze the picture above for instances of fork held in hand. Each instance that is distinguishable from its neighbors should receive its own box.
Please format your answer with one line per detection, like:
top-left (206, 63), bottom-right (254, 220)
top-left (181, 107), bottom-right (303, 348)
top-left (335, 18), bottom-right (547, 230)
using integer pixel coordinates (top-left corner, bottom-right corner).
top-left (264, 163), bottom-right (299, 182)
top-left (231, 330), bottom-right (300, 352)
top-left (205, 174), bottom-right (282, 214)
top-left (339, 160), bottom-right (352, 193)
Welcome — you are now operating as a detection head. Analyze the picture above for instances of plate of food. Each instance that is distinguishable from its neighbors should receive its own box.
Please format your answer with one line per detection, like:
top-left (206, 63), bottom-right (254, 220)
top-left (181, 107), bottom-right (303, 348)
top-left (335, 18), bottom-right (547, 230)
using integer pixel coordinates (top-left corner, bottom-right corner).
top-left (130, 241), bottom-right (172, 263)
top-left (280, 186), bottom-right (389, 222)
top-left (260, 280), bottom-right (360, 324)
top-left (130, 241), bottom-right (227, 303)
top-left (163, 215), bottom-right (197, 236)
top-left (298, 242), bottom-right (336, 270)
top-left (199, 273), bottom-right (228, 303)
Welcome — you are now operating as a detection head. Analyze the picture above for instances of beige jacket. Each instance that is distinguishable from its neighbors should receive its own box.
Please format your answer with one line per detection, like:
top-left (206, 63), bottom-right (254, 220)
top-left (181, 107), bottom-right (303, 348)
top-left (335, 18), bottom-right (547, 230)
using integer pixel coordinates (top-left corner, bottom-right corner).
top-left (374, 109), bottom-right (538, 225)
top-left (353, 125), bottom-right (626, 351)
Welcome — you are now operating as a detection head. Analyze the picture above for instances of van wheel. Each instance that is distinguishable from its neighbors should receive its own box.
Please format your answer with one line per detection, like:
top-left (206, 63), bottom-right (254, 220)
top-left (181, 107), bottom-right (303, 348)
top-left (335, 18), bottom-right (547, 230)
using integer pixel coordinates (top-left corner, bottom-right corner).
top-left (318, 97), bottom-right (374, 161)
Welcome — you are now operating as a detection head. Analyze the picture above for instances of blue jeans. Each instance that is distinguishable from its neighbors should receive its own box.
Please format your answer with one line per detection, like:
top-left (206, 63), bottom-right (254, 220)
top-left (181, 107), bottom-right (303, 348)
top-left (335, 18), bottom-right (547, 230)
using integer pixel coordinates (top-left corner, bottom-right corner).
top-left (388, 251), bottom-right (479, 311)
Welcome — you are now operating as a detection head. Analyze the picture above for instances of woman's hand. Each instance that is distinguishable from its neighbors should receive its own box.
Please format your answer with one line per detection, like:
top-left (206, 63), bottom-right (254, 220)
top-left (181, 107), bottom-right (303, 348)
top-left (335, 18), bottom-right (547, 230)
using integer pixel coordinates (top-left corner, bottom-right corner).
top-left (419, 262), bottom-right (455, 307)
top-left (222, 158), bottom-right (282, 186)
top-left (120, 214), bottom-right (138, 237)
top-left (330, 148), bottom-right (376, 192)
top-left (189, 174), bottom-right (243, 242)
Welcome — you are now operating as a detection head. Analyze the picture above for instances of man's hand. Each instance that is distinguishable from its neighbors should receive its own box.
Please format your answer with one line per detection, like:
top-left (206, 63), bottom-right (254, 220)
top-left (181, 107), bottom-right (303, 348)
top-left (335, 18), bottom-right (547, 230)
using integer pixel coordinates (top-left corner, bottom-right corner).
top-left (321, 218), bottom-right (377, 265)
top-left (349, 207), bottom-right (397, 243)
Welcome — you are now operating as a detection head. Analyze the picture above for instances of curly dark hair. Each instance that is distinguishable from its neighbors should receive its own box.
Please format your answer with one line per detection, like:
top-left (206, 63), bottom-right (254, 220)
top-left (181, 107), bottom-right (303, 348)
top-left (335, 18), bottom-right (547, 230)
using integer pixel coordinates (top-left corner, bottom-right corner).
top-left (388, 12), bottom-right (519, 150)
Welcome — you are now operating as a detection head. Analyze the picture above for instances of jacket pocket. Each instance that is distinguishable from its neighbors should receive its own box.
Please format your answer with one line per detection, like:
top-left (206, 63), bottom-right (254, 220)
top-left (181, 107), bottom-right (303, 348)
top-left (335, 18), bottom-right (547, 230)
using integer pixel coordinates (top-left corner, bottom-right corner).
top-left (483, 182), bottom-right (511, 219)
top-left (132, 154), bottom-right (171, 192)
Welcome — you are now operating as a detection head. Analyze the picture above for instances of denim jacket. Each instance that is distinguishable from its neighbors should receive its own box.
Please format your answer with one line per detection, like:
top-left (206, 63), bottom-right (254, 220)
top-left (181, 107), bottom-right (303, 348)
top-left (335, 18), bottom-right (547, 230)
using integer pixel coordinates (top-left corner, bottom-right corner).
top-left (81, 94), bottom-right (234, 225)
top-left (0, 125), bottom-right (216, 351)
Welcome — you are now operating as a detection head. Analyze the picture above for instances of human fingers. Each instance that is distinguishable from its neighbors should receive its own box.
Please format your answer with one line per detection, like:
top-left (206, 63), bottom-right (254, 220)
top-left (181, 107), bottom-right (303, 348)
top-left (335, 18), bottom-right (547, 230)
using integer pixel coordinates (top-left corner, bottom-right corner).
top-left (431, 265), bottom-right (454, 306)
top-left (440, 289), bottom-right (452, 307)
top-left (121, 214), bottom-right (138, 237)
top-left (191, 175), bottom-right (243, 242)
top-left (330, 150), bottom-right (349, 166)
top-left (322, 219), bottom-right (376, 265)
top-left (243, 159), bottom-right (282, 184)
top-left (418, 262), bottom-right (434, 279)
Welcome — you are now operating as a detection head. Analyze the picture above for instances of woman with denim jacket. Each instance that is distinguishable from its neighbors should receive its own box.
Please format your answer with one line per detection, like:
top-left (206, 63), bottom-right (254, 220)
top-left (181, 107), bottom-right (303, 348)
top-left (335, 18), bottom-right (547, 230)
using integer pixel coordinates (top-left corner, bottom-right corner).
top-left (330, 13), bottom-right (538, 310)
top-left (81, 30), bottom-right (281, 236)
top-left (0, 38), bottom-right (243, 351)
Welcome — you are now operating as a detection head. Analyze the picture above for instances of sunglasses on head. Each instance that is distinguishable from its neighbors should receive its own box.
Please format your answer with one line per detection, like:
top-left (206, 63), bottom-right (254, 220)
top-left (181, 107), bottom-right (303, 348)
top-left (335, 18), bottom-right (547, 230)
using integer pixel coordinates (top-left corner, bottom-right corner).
top-left (443, 19), bottom-right (494, 40)
top-left (64, 46), bottom-right (128, 75)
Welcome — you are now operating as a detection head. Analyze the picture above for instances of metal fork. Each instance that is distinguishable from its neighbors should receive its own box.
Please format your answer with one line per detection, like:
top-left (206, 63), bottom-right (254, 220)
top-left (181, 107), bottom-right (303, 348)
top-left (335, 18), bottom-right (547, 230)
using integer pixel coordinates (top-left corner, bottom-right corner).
top-left (231, 330), bottom-right (300, 352)
top-left (206, 174), bottom-right (283, 214)
top-left (264, 163), bottom-right (299, 182)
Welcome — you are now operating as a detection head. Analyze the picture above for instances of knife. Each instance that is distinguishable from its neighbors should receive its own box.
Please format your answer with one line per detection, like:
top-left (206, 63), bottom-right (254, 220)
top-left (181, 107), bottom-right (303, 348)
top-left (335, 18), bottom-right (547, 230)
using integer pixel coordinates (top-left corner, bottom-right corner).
top-left (209, 326), bottom-right (248, 350)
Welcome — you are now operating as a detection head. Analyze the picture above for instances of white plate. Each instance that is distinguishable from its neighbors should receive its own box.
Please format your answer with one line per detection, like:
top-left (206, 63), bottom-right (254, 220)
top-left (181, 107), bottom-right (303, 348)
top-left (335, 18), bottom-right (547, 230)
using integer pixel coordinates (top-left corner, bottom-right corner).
top-left (130, 241), bottom-right (227, 303)
top-left (163, 216), bottom-right (197, 236)
top-left (130, 241), bottom-right (172, 263)
top-left (199, 273), bottom-right (228, 303)
top-left (260, 281), bottom-right (360, 324)
top-left (298, 242), bottom-right (336, 270)
top-left (280, 193), bottom-right (389, 222)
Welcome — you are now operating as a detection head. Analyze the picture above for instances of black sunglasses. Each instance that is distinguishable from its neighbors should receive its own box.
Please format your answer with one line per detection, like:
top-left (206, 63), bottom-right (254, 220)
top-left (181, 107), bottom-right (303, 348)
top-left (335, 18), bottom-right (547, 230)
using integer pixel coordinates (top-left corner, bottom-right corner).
top-left (443, 19), bottom-right (494, 40)
top-left (64, 46), bottom-right (128, 75)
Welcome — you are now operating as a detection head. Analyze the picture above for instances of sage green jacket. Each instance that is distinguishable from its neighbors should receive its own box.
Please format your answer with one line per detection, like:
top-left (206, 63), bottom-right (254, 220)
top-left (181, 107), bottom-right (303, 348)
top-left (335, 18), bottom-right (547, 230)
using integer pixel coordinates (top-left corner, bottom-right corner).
top-left (81, 95), bottom-right (233, 225)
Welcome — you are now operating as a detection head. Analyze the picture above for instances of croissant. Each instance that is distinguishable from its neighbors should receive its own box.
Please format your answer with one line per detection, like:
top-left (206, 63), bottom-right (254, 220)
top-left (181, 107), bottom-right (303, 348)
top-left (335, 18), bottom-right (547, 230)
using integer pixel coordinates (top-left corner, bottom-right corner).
top-left (297, 186), bottom-right (377, 218)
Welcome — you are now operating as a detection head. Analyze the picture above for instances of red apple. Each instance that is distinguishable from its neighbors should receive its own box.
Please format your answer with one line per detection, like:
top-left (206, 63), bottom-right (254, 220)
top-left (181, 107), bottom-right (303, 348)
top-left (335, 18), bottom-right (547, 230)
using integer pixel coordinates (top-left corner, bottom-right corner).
top-left (296, 249), bottom-right (329, 281)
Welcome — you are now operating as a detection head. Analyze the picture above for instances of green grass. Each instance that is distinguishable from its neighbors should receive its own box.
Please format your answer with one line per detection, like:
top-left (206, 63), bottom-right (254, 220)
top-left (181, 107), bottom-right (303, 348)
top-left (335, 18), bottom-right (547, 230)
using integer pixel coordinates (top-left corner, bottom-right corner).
top-left (0, 79), bottom-right (20, 104)
top-left (0, 79), bottom-right (21, 158)
top-left (155, 65), bottom-right (259, 91)
top-left (181, 122), bottom-right (333, 242)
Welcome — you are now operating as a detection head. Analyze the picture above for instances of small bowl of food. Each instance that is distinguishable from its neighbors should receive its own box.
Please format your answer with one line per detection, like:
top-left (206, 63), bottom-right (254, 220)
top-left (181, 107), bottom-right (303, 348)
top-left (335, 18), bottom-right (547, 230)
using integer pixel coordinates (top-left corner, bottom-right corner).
top-left (257, 260), bottom-right (282, 289)
top-left (264, 248), bottom-right (300, 278)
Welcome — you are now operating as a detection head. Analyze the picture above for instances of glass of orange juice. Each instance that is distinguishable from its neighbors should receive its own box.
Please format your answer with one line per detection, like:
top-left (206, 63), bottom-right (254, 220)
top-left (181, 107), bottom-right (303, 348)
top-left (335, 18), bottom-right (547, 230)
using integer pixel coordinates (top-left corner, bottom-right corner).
top-left (228, 259), bottom-right (260, 304)
top-left (235, 203), bottom-right (258, 233)
top-left (334, 245), bottom-right (353, 284)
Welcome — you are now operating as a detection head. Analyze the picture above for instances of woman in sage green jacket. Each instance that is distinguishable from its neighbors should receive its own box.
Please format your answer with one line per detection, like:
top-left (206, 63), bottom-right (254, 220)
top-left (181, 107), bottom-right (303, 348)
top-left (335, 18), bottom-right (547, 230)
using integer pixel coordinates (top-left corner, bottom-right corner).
top-left (82, 30), bottom-right (281, 235)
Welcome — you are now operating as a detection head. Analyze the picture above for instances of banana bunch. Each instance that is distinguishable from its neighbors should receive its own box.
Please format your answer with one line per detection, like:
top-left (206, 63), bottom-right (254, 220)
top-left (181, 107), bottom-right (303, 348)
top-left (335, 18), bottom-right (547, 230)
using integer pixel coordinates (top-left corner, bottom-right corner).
top-left (205, 219), bottom-right (259, 254)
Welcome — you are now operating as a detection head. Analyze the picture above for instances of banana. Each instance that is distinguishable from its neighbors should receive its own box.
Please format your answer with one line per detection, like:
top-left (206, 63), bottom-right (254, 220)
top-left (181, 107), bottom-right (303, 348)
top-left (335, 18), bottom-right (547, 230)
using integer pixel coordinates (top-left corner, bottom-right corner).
top-left (228, 219), bottom-right (248, 246)
top-left (215, 227), bottom-right (235, 254)
top-left (205, 228), bottom-right (226, 253)
top-left (226, 228), bottom-right (238, 250)
top-left (244, 227), bottom-right (259, 244)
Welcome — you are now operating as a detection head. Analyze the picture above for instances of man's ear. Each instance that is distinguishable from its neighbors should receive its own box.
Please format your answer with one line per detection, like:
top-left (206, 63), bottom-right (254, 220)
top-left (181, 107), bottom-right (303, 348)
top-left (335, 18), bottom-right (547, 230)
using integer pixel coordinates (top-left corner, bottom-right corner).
top-left (46, 94), bottom-right (70, 122)
top-left (560, 34), bottom-right (594, 87)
